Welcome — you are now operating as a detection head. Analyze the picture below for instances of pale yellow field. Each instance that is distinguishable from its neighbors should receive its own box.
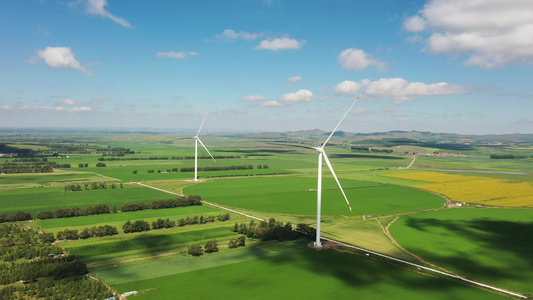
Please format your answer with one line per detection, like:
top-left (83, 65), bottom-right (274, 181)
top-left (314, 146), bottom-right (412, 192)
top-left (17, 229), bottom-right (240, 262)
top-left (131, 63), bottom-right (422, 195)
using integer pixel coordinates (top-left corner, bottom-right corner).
top-left (383, 171), bottom-right (533, 208)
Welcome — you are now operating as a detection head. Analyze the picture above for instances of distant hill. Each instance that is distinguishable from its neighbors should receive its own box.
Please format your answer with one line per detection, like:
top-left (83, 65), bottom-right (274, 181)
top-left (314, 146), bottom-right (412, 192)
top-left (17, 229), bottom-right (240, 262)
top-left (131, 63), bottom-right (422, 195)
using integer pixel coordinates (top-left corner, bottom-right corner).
top-left (237, 130), bottom-right (533, 144)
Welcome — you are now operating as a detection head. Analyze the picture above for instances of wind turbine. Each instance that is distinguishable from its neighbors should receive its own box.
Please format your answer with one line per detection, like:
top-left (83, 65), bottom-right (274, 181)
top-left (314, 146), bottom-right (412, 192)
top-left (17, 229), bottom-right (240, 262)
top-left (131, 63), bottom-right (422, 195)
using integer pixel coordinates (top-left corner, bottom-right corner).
top-left (193, 112), bottom-right (216, 181)
top-left (311, 91), bottom-right (365, 247)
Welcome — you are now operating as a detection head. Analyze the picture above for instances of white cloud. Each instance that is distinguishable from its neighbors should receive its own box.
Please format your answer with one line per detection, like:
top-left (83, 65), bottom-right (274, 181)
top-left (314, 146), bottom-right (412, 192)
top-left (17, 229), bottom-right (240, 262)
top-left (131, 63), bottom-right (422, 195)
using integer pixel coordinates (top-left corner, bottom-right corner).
top-left (260, 100), bottom-right (282, 107)
top-left (241, 94), bottom-right (266, 101)
top-left (338, 48), bottom-right (385, 71)
top-left (403, 0), bottom-right (533, 68)
top-left (288, 76), bottom-right (302, 83)
top-left (31, 47), bottom-right (92, 76)
top-left (85, 0), bottom-right (132, 28)
top-left (255, 38), bottom-right (306, 51)
top-left (279, 89), bottom-right (313, 104)
top-left (1, 105), bottom-right (92, 113)
top-left (335, 78), bottom-right (468, 103)
top-left (156, 52), bottom-right (200, 59)
top-left (56, 98), bottom-right (85, 106)
top-left (334, 80), bottom-right (363, 95)
top-left (216, 29), bottom-right (260, 40)
top-left (259, 89), bottom-right (313, 107)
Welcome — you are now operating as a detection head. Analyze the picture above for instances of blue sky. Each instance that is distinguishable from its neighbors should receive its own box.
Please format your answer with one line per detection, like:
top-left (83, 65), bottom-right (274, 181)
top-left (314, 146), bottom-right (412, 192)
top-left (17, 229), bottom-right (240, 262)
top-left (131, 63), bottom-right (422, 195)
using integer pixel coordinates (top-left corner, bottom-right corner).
top-left (1, 0), bottom-right (532, 134)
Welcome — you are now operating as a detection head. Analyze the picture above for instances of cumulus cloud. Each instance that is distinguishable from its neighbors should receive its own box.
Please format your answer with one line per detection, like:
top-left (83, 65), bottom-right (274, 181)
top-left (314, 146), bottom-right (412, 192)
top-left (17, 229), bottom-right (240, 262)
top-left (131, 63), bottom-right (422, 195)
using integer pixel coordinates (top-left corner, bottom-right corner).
top-left (241, 94), bottom-right (266, 101)
top-left (403, 0), bottom-right (533, 68)
top-left (334, 80), bottom-right (363, 95)
top-left (216, 29), bottom-right (261, 40)
top-left (156, 52), bottom-right (200, 59)
top-left (30, 47), bottom-right (93, 76)
top-left (85, 0), bottom-right (132, 28)
top-left (334, 78), bottom-right (468, 103)
top-left (288, 76), bottom-right (302, 83)
top-left (259, 89), bottom-right (313, 107)
top-left (338, 48), bottom-right (385, 71)
top-left (255, 38), bottom-right (306, 51)
top-left (279, 89), bottom-right (313, 104)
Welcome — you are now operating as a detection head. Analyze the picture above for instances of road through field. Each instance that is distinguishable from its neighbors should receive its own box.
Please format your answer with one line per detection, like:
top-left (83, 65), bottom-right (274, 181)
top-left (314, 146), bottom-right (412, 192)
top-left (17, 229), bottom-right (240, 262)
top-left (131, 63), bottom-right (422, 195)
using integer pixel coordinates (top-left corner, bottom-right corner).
top-left (133, 181), bottom-right (527, 299)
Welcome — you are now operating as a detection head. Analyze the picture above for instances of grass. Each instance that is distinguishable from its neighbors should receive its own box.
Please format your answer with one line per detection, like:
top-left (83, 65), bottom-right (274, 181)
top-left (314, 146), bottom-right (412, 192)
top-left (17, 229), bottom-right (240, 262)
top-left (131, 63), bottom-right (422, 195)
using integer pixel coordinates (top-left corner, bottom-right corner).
top-left (38, 205), bottom-right (219, 232)
top-left (65, 225), bottom-right (238, 264)
top-left (112, 241), bottom-right (509, 300)
top-left (390, 207), bottom-right (533, 295)
top-left (0, 184), bottom-right (176, 215)
top-left (0, 171), bottom-right (119, 188)
top-left (184, 176), bottom-right (446, 216)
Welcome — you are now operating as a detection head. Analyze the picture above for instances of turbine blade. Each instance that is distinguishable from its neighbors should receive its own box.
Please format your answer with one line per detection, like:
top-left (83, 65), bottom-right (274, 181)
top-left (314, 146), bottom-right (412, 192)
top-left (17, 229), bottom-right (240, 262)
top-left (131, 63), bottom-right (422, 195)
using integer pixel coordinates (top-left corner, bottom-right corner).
top-left (322, 90), bottom-right (365, 148)
top-left (197, 137), bottom-right (216, 162)
top-left (196, 112), bottom-right (209, 137)
top-left (322, 150), bottom-right (353, 213)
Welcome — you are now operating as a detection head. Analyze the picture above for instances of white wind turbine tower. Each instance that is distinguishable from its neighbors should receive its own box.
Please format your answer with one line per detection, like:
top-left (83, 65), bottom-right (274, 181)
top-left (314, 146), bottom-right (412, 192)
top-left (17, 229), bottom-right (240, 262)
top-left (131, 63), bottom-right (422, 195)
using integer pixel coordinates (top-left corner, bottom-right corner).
top-left (312, 91), bottom-right (365, 247)
top-left (193, 112), bottom-right (216, 181)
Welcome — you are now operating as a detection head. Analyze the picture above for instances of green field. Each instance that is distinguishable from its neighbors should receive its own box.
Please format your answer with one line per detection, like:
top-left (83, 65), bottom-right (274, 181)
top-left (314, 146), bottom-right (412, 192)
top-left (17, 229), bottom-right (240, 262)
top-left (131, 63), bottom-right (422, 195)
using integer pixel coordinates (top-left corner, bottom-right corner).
top-left (2, 131), bottom-right (532, 299)
top-left (0, 184), bottom-right (175, 215)
top-left (184, 176), bottom-right (446, 216)
top-left (113, 241), bottom-right (508, 300)
top-left (390, 207), bottom-right (533, 295)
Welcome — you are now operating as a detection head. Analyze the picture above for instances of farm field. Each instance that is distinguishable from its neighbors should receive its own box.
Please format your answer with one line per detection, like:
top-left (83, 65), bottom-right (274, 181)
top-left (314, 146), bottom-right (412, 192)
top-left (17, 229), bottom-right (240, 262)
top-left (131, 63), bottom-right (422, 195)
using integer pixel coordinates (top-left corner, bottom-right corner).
top-left (112, 242), bottom-right (509, 300)
top-left (0, 184), bottom-right (176, 215)
top-left (1, 131), bottom-right (532, 299)
top-left (389, 208), bottom-right (533, 295)
top-left (184, 176), bottom-right (446, 216)
top-left (384, 171), bottom-right (533, 207)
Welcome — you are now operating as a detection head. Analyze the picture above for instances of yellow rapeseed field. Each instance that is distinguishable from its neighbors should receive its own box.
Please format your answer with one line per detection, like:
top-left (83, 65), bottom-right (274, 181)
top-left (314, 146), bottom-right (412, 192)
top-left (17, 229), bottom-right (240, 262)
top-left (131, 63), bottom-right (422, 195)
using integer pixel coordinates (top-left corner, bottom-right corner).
top-left (383, 171), bottom-right (533, 208)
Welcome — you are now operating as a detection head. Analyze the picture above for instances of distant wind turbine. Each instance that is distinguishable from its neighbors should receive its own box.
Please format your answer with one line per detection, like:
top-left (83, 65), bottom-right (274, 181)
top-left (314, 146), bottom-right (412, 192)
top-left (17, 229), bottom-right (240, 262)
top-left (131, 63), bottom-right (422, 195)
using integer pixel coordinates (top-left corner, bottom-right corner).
top-left (193, 112), bottom-right (216, 181)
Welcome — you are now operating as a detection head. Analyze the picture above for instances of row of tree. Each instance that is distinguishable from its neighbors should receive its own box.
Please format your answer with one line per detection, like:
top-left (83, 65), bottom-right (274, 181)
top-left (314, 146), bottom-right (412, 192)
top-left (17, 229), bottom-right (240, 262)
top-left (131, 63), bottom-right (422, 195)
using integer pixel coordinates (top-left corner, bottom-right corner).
top-left (120, 195), bottom-right (202, 212)
top-left (490, 154), bottom-right (530, 159)
top-left (234, 218), bottom-right (301, 241)
top-left (0, 160), bottom-right (70, 173)
top-left (56, 225), bottom-right (118, 240)
top-left (123, 213), bottom-right (231, 233)
top-left (0, 211), bottom-right (32, 223)
top-left (37, 204), bottom-right (111, 219)
top-left (99, 155), bottom-right (241, 161)
top-left (63, 182), bottom-right (123, 191)
top-left (180, 164), bottom-right (254, 172)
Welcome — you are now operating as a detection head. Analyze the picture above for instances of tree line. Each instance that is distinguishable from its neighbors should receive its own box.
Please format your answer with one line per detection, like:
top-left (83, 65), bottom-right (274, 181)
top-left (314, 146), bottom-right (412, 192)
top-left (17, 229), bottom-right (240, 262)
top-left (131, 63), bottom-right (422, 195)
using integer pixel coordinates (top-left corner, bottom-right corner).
top-left (351, 146), bottom-right (393, 153)
top-left (122, 213), bottom-right (231, 233)
top-left (490, 154), bottom-right (530, 159)
top-left (0, 160), bottom-right (70, 174)
top-left (120, 195), bottom-right (203, 212)
top-left (180, 164), bottom-right (254, 172)
top-left (37, 204), bottom-right (111, 219)
top-left (99, 155), bottom-right (241, 161)
top-left (2, 195), bottom-right (204, 224)
top-left (234, 218), bottom-right (300, 241)
top-left (63, 182), bottom-right (123, 191)
top-left (57, 225), bottom-right (118, 240)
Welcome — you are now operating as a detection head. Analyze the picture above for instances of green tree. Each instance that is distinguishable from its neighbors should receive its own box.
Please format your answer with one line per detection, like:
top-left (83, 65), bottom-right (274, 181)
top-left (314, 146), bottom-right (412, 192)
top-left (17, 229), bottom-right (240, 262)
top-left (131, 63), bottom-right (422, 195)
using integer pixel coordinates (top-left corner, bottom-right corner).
top-left (188, 244), bottom-right (203, 256)
top-left (204, 240), bottom-right (219, 253)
